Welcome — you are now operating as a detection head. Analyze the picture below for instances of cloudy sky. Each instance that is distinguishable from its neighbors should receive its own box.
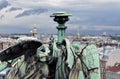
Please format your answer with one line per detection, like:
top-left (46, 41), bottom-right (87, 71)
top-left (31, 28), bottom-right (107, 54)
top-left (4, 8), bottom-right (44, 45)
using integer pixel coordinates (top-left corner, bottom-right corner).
top-left (0, 0), bottom-right (120, 35)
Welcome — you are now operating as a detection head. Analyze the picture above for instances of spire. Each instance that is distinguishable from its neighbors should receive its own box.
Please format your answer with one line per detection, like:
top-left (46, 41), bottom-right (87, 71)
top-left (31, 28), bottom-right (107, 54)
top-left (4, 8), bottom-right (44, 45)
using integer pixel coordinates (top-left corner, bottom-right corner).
top-left (77, 27), bottom-right (80, 39)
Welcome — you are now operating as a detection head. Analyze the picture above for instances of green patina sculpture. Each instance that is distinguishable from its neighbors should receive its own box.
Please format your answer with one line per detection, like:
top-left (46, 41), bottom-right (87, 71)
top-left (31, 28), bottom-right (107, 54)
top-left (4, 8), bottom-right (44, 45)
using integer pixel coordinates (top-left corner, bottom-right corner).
top-left (0, 12), bottom-right (101, 79)
top-left (49, 12), bottom-right (101, 79)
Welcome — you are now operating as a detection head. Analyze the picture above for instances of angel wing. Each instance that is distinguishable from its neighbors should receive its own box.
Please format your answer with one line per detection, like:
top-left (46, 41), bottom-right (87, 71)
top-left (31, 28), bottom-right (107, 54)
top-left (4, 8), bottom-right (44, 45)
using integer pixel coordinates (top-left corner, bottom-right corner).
top-left (0, 40), bottom-right (42, 61)
top-left (80, 45), bottom-right (101, 79)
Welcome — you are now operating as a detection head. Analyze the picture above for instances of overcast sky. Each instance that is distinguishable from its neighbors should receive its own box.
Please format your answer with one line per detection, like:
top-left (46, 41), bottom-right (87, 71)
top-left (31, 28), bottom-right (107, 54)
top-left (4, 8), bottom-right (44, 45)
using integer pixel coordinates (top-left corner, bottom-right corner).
top-left (0, 0), bottom-right (120, 35)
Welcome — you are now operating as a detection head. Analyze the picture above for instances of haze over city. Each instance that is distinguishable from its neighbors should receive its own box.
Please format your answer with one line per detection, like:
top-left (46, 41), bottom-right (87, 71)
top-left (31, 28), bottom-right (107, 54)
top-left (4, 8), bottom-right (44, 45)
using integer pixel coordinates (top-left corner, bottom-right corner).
top-left (0, 0), bottom-right (120, 34)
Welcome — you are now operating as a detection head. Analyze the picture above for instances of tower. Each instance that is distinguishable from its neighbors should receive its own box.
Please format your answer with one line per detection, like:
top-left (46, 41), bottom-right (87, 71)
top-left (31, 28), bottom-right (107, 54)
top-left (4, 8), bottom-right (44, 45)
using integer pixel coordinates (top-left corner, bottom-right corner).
top-left (77, 31), bottom-right (80, 39)
top-left (30, 24), bottom-right (38, 37)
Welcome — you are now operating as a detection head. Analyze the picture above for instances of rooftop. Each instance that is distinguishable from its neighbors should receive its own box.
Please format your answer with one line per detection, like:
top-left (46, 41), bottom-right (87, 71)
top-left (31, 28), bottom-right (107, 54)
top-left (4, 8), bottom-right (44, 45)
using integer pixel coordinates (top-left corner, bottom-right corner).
top-left (107, 66), bottom-right (120, 72)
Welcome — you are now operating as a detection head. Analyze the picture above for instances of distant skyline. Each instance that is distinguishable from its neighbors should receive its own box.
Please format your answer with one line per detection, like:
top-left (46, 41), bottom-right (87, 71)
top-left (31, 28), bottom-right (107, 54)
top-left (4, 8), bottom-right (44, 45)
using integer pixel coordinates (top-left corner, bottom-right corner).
top-left (0, 0), bottom-right (120, 35)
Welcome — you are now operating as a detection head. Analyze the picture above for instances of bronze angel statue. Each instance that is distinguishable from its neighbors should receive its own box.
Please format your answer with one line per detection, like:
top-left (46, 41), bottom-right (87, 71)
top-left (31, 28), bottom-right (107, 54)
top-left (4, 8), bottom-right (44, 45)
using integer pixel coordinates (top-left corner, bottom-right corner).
top-left (0, 12), bottom-right (101, 79)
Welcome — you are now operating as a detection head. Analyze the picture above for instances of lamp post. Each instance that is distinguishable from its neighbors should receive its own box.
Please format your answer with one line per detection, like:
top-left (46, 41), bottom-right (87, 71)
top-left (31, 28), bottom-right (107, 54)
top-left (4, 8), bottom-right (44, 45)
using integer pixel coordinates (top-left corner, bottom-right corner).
top-left (50, 12), bottom-right (72, 43)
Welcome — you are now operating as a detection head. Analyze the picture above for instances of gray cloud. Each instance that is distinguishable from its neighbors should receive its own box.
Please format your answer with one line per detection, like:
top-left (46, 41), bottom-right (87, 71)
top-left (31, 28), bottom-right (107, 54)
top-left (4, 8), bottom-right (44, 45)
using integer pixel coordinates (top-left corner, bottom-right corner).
top-left (0, 0), bottom-right (10, 10)
top-left (7, 7), bottom-right (22, 12)
top-left (16, 8), bottom-right (47, 18)
top-left (0, 14), bottom-right (4, 20)
top-left (0, 0), bottom-right (120, 34)
top-left (67, 2), bottom-right (120, 27)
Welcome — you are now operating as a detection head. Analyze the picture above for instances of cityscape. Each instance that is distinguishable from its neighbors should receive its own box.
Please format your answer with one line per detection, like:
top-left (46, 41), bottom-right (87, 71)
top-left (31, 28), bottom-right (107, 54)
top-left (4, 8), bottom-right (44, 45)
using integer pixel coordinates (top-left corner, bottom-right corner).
top-left (0, 25), bottom-right (120, 79)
